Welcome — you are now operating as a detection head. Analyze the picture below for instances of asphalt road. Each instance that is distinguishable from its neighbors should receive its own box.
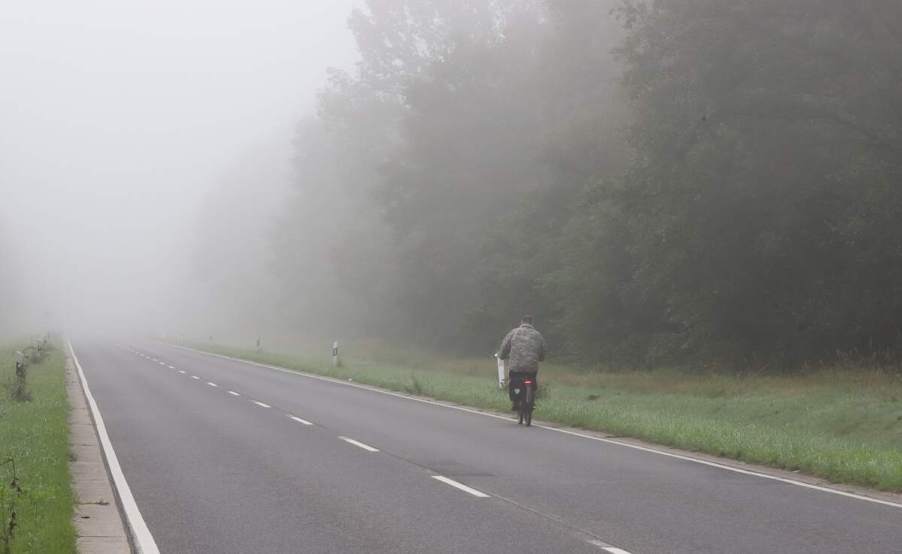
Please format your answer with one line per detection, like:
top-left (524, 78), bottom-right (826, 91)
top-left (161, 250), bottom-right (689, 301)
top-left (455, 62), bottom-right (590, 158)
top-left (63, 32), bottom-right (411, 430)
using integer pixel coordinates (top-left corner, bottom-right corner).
top-left (72, 339), bottom-right (902, 553)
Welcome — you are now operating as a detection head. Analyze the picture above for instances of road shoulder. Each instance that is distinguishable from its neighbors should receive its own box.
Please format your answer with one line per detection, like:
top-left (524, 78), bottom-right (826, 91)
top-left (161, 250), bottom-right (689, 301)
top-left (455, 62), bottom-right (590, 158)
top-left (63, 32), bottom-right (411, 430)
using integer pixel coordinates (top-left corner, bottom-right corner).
top-left (67, 353), bottom-right (131, 553)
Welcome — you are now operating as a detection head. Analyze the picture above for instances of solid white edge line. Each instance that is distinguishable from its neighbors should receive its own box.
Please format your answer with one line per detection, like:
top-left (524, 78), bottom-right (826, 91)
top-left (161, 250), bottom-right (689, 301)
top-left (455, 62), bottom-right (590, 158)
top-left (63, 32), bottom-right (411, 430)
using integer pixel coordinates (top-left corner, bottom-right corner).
top-left (227, 390), bottom-right (240, 397)
top-left (167, 344), bottom-right (902, 511)
top-left (253, 400), bottom-right (271, 408)
top-left (68, 340), bottom-right (160, 554)
top-left (207, 382), bottom-right (218, 387)
top-left (432, 475), bottom-right (490, 498)
top-left (602, 546), bottom-right (633, 554)
top-left (288, 415), bottom-right (313, 426)
top-left (338, 436), bottom-right (379, 452)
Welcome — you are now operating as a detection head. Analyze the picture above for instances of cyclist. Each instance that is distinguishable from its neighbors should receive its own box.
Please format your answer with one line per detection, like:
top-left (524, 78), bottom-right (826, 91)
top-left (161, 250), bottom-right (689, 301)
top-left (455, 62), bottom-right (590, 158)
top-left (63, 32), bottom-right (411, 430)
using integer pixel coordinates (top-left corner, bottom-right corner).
top-left (497, 315), bottom-right (546, 411)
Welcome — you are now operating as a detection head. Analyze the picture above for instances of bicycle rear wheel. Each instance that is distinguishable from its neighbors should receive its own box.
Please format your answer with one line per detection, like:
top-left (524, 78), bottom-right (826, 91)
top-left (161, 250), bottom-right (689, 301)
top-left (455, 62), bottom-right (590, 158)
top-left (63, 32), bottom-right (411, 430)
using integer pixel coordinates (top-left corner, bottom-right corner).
top-left (517, 387), bottom-right (524, 424)
top-left (524, 386), bottom-right (534, 427)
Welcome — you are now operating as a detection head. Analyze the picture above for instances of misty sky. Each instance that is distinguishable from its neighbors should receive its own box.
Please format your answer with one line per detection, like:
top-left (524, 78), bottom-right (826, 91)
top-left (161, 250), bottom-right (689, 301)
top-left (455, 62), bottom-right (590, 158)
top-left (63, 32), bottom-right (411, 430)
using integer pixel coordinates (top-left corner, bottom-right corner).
top-left (0, 1), bottom-right (359, 330)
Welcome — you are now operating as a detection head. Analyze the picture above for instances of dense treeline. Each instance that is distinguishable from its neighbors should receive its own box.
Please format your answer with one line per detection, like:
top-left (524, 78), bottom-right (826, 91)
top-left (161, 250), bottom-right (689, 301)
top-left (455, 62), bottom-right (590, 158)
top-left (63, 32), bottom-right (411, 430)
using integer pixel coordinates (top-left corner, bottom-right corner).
top-left (218, 0), bottom-right (902, 369)
top-left (608, 0), bottom-right (902, 366)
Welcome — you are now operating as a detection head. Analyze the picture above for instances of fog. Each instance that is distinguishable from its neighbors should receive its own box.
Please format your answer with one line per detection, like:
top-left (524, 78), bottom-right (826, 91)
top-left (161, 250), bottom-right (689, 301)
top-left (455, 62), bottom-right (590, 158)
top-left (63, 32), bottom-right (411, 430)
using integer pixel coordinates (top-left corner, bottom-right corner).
top-left (3, 1), bottom-right (901, 369)
top-left (0, 0), bottom-right (357, 335)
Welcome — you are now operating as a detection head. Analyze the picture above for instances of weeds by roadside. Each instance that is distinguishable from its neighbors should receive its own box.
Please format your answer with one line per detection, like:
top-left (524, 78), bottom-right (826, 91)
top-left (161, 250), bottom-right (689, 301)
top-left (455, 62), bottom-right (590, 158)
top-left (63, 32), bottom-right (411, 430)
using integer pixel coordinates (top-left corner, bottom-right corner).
top-left (0, 458), bottom-right (21, 554)
top-left (0, 341), bottom-right (75, 553)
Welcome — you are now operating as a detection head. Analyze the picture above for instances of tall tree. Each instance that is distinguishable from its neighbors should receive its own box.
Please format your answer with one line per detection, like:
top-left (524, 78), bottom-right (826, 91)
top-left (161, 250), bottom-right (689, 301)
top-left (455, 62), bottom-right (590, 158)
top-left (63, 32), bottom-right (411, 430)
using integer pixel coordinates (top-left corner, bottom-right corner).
top-left (474, 0), bottom-right (630, 355)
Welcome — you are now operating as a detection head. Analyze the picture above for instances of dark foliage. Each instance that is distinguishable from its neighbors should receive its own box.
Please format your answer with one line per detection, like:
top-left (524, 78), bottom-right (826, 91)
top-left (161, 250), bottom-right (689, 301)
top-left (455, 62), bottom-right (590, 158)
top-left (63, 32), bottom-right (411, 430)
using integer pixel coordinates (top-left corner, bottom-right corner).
top-left (267, 0), bottom-right (902, 369)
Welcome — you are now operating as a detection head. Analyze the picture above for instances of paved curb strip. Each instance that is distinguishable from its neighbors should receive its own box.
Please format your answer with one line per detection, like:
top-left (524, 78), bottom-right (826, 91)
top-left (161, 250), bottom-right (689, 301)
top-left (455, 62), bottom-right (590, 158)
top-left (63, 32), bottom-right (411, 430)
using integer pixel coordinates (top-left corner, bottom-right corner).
top-left (67, 348), bottom-right (130, 552)
top-left (68, 341), bottom-right (160, 554)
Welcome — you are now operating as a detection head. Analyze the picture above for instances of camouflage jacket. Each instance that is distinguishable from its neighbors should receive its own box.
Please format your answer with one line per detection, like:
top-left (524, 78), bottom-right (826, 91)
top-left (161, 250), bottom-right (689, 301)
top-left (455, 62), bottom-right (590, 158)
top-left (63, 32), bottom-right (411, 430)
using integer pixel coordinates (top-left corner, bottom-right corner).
top-left (498, 323), bottom-right (546, 373)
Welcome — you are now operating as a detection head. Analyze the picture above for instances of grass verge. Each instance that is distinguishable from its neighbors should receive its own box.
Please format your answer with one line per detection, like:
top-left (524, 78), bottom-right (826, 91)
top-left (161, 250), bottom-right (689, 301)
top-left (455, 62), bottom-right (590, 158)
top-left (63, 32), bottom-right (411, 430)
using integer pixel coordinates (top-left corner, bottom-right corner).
top-left (179, 339), bottom-right (902, 492)
top-left (0, 342), bottom-right (75, 553)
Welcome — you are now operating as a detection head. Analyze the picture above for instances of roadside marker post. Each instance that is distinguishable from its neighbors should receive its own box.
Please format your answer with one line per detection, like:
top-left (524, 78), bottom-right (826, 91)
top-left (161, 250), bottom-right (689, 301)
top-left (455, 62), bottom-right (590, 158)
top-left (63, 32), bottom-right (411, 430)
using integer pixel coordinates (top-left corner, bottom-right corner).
top-left (495, 354), bottom-right (505, 389)
top-left (332, 340), bottom-right (340, 367)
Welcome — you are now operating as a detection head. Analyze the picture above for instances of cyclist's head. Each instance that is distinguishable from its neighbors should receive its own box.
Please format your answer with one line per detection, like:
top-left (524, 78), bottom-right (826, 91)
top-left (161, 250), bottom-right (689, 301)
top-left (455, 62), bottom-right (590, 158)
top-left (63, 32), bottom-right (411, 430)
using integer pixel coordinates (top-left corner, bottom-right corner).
top-left (521, 315), bottom-right (534, 325)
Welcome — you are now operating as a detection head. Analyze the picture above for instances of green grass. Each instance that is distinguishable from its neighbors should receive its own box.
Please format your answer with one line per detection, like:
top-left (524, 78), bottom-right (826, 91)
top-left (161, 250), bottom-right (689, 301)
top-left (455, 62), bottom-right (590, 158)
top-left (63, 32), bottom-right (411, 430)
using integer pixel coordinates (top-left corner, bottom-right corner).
top-left (181, 338), bottom-right (902, 492)
top-left (0, 342), bottom-right (75, 553)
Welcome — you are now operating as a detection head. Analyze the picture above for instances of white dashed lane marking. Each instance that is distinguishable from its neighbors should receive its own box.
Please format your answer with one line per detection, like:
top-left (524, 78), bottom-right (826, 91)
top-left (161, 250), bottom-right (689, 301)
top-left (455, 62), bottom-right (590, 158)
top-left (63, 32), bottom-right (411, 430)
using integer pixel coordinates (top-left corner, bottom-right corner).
top-left (431, 475), bottom-right (489, 498)
top-left (141, 346), bottom-right (638, 553)
top-left (338, 436), bottom-right (379, 452)
top-left (590, 544), bottom-right (632, 554)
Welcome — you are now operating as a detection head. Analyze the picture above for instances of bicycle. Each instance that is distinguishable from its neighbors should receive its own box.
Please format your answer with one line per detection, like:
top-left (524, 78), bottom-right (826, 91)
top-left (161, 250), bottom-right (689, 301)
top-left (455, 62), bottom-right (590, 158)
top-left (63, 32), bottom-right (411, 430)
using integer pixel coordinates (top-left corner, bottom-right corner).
top-left (511, 373), bottom-right (536, 427)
